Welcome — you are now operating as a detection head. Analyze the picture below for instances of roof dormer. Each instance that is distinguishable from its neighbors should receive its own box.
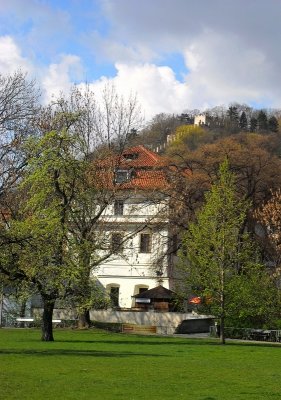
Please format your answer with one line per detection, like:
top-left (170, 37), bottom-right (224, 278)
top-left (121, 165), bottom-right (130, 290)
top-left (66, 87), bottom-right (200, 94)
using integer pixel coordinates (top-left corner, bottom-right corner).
top-left (123, 152), bottom-right (139, 161)
top-left (114, 168), bottom-right (136, 184)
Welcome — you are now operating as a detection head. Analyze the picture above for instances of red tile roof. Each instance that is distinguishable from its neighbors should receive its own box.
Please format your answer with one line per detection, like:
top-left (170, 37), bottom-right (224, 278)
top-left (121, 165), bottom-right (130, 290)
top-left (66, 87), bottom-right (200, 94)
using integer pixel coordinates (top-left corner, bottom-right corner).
top-left (118, 169), bottom-right (167, 190)
top-left (96, 145), bottom-right (168, 191)
top-left (120, 145), bottom-right (164, 168)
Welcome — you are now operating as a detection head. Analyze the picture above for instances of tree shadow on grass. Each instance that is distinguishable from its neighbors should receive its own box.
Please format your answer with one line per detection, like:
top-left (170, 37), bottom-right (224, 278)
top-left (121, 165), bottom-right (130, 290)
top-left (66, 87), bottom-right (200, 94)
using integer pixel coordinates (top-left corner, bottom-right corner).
top-left (225, 340), bottom-right (281, 349)
top-left (61, 337), bottom-right (281, 350)
top-left (0, 348), bottom-right (167, 357)
top-left (54, 338), bottom-right (219, 346)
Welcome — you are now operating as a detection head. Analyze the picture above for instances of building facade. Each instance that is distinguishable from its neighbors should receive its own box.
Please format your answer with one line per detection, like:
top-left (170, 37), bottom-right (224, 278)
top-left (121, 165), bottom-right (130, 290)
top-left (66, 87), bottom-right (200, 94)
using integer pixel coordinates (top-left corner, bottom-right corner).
top-left (93, 145), bottom-right (175, 309)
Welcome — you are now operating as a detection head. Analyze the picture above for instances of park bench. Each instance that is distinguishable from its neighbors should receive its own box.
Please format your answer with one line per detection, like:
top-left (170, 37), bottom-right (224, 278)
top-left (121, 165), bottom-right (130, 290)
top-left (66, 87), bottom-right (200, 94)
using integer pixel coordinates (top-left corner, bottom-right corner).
top-left (15, 318), bottom-right (62, 327)
top-left (16, 318), bottom-right (34, 327)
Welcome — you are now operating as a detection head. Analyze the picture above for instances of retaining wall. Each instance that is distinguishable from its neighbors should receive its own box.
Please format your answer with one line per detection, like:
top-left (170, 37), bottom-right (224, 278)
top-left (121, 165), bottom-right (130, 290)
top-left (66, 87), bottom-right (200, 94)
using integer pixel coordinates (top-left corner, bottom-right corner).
top-left (90, 309), bottom-right (214, 335)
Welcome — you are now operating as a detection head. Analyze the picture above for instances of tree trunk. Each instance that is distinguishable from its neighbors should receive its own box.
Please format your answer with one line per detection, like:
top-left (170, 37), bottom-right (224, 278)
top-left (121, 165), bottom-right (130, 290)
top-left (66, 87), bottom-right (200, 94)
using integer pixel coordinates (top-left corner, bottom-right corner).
top-left (19, 300), bottom-right (27, 328)
top-left (41, 295), bottom-right (56, 341)
top-left (78, 309), bottom-right (91, 329)
top-left (220, 315), bottom-right (225, 345)
top-left (220, 259), bottom-right (226, 344)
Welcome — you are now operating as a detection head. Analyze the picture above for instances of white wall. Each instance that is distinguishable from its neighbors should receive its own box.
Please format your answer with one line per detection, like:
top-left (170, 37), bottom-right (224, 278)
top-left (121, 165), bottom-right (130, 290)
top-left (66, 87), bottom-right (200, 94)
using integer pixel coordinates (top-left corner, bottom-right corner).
top-left (92, 192), bottom-right (171, 308)
top-left (96, 277), bottom-right (170, 308)
top-left (194, 114), bottom-right (206, 125)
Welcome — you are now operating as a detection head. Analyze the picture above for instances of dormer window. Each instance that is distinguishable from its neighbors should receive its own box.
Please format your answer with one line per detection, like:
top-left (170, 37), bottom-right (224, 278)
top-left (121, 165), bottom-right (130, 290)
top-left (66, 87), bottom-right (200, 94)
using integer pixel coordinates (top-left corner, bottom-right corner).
top-left (123, 152), bottom-right (139, 161)
top-left (114, 168), bottom-right (136, 184)
top-left (115, 170), bottom-right (130, 183)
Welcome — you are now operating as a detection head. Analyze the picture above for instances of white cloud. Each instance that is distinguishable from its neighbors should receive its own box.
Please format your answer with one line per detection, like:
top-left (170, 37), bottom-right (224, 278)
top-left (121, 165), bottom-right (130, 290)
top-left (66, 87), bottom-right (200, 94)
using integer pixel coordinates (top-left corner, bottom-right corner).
top-left (86, 31), bottom-right (157, 65)
top-left (0, 36), bottom-right (32, 75)
top-left (82, 63), bottom-right (190, 120)
top-left (0, 0), bottom-right (72, 57)
top-left (97, 0), bottom-right (281, 110)
top-left (41, 55), bottom-right (83, 103)
top-left (182, 31), bottom-right (278, 108)
top-left (1, 0), bottom-right (281, 119)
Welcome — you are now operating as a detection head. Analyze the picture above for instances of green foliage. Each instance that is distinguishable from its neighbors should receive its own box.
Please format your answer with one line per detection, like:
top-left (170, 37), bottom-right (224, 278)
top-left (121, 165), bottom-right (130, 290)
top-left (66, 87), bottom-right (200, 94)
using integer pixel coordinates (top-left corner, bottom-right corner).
top-left (227, 106), bottom-right (239, 133)
top-left (239, 111), bottom-right (248, 131)
top-left (179, 160), bottom-right (277, 331)
top-left (16, 130), bottom-right (86, 297)
top-left (226, 263), bottom-right (279, 328)
top-left (23, 130), bottom-right (85, 216)
top-left (257, 110), bottom-right (268, 131)
top-left (62, 278), bottom-right (110, 313)
top-left (167, 125), bottom-right (210, 161)
top-left (250, 116), bottom-right (258, 132)
top-left (268, 116), bottom-right (279, 133)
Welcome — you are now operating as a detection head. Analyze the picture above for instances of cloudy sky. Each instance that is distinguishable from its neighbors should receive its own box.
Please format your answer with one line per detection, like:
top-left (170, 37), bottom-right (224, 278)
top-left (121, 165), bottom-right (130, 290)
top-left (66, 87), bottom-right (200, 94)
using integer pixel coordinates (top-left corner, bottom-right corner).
top-left (0, 0), bottom-right (280, 120)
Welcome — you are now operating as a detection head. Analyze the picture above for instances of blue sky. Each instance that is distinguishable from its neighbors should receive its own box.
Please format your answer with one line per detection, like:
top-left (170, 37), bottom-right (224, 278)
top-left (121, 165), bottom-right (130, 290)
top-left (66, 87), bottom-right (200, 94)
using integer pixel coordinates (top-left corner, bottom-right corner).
top-left (0, 0), bottom-right (281, 119)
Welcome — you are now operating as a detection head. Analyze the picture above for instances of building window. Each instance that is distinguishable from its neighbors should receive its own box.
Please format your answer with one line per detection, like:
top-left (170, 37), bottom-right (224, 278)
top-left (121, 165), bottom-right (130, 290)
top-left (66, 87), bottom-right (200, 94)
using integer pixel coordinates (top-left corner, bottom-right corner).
top-left (114, 168), bottom-right (135, 184)
top-left (111, 233), bottom-right (123, 254)
top-left (123, 152), bottom-right (138, 161)
top-left (114, 199), bottom-right (124, 215)
top-left (115, 169), bottom-right (129, 184)
top-left (110, 287), bottom-right (119, 307)
top-left (139, 233), bottom-right (152, 253)
top-left (138, 287), bottom-right (148, 294)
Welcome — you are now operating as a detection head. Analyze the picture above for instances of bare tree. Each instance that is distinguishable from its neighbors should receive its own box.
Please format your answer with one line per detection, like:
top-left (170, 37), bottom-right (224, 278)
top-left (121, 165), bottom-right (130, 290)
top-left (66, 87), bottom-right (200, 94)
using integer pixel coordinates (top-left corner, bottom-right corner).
top-left (0, 70), bottom-right (40, 200)
top-left (43, 84), bottom-right (143, 156)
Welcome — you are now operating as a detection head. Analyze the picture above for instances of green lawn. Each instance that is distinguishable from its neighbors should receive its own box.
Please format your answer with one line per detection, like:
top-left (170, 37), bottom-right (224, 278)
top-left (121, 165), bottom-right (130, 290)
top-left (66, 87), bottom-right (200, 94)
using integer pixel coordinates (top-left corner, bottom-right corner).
top-left (1, 329), bottom-right (281, 400)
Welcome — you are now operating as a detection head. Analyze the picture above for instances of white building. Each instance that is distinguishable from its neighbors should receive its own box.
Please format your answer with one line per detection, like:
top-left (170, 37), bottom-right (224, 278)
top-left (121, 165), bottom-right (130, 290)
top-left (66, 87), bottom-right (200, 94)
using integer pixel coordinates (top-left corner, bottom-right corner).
top-left (93, 145), bottom-right (175, 309)
top-left (194, 114), bottom-right (207, 126)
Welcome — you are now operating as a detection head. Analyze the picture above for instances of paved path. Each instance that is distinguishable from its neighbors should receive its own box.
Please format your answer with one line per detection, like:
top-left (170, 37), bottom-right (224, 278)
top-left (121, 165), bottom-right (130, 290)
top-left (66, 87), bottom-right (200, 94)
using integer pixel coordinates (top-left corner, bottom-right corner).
top-left (173, 333), bottom-right (281, 344)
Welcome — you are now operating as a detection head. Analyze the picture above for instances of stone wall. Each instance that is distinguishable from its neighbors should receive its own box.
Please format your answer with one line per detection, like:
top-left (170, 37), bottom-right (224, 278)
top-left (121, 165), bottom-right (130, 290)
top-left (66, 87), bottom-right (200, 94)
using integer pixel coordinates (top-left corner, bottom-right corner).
top-left (90, 309), bottom-right (214, 334)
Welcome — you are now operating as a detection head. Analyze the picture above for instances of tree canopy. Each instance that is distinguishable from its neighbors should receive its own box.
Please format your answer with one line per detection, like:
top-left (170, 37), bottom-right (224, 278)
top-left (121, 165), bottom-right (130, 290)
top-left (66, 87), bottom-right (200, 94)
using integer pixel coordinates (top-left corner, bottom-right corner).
top-left (179, 160), bottom-right (278, 343)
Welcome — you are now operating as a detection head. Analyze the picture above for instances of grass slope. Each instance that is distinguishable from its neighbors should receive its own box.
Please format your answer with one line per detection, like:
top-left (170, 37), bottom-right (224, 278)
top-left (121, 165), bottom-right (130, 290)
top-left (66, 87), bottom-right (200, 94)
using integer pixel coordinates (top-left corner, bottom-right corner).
top-left (0, 329), bottom-right (281, 400)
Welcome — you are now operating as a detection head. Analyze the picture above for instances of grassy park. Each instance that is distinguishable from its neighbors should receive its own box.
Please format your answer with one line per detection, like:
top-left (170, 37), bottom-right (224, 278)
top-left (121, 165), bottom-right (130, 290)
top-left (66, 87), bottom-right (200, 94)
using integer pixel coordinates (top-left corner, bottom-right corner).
top-left (1, 329), bottom-right (281, 399)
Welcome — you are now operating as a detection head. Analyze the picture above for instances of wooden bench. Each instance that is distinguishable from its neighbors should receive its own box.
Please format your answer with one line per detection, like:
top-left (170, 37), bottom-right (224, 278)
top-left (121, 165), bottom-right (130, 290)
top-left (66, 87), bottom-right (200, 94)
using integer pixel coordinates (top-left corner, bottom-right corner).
top-left (122, 324), bottom-right (157, 334)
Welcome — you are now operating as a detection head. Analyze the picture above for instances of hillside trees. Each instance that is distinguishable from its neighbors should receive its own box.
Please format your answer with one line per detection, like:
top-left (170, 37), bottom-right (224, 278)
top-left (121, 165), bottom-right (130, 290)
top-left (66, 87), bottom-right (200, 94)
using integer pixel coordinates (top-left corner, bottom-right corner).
top-left (168, 125), bottom-right (211, 153)
top-left (135, 113), bottom-right (181, 148)
top-left (226, 106), bottom-right (239, 133)
top-left (239, 111), bottom-right (248, 131)
top-left (193, 104), bottom-right (279, 135)
top-left (255, 189), bottom-right (281, 269)
top-left (257, 110), bottom-right (268, 131)
top-left (250, 117), bottom-right (258, 132)
top-left (166, 133), bottom-right (281, 226)
top-left (268, 116), bottom-right (279, 133)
